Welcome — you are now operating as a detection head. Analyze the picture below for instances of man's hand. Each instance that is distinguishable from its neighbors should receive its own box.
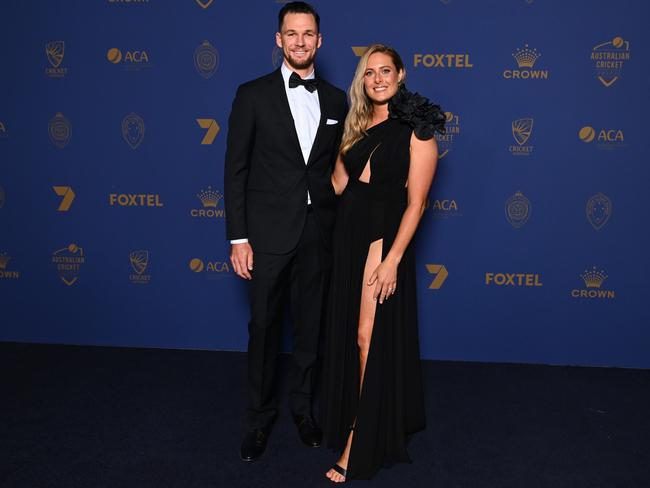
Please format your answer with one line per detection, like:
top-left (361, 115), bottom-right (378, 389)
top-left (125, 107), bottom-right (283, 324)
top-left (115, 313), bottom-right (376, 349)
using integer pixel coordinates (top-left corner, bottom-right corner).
top-left (230, 242), bottom-right (254, 280)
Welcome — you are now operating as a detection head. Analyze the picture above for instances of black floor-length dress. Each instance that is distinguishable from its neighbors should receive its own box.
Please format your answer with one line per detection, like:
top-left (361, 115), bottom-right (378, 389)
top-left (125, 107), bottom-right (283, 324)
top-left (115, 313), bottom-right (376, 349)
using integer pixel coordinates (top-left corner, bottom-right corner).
top-left (321, 88), bottom-right (445, 480)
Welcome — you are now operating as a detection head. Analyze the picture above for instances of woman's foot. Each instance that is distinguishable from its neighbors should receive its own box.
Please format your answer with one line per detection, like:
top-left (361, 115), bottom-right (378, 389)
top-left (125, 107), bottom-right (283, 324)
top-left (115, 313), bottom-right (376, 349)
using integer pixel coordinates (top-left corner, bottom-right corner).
top-left (325, 429), bottom-right (353, 483)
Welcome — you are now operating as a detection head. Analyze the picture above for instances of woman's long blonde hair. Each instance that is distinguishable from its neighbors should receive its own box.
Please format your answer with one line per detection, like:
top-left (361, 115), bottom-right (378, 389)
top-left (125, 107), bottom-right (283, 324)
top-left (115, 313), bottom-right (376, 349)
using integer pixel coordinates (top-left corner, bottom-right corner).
top-left (340, 44), bottom-right (406, 155)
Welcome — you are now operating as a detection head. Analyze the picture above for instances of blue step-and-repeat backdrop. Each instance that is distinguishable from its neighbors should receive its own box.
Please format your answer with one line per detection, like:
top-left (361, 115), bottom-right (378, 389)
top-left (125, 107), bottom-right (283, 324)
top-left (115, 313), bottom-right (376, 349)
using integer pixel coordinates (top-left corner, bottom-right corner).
top-left (1, 0), bottom-right (649, 368)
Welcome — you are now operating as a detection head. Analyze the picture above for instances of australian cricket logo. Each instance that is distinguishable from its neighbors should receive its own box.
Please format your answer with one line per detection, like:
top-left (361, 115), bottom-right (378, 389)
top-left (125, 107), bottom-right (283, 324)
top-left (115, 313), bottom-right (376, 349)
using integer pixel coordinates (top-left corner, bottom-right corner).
top-left (48, 113), bottom-right (71, 149)
top-left (194, 41), bottom-right (219, 79)
top-left (505, 191), bottom-right (531, 228)
top-left (122, 112), bottom-right (145, 149)
top-left (509, 118), bottom-right (534, 156)
top-left (435, 111), bottom-right (459, 159)
top-left (591, 37), bottom-right (630, 87)
top-left (52, 244), bottom-right (85, 286)
top-left (45, 41), bottom-right (67, 77)
top-left (129, 250), bottom-right (151, 284)
top-left (586, 193), bottom-right (612, 230)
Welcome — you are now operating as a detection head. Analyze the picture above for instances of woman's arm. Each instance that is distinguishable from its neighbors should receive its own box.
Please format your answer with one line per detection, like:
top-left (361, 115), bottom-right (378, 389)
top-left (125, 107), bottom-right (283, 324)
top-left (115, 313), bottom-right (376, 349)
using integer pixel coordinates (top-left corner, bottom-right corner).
top-left (368, 133), bottom-right (439, 303)
top-left (331, 153), bottom-right (350, 195)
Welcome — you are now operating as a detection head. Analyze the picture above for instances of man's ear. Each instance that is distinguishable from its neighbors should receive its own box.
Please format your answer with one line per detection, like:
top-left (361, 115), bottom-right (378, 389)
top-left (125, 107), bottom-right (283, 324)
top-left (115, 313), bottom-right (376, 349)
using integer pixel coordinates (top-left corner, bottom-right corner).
top-left (275, 32), bottom-right (282, 49)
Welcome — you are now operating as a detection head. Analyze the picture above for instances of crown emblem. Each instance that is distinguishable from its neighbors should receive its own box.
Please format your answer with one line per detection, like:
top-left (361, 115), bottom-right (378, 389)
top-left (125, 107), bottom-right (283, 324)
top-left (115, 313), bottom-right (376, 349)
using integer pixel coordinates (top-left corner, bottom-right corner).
top-left (0, 253), bottom-right (10, 270)
top-left (580, 267), bottom-right (607, 288)
top-left (197, 186), bottom-right (223, 208)
top-left (512, 44), bottom-right (541, 68)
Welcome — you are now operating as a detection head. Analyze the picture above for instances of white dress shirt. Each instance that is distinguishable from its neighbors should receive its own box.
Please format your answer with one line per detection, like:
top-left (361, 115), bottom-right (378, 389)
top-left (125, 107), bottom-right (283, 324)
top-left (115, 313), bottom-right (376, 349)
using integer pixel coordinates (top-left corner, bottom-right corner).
top-left (231, 62), bottom-right (320, 245)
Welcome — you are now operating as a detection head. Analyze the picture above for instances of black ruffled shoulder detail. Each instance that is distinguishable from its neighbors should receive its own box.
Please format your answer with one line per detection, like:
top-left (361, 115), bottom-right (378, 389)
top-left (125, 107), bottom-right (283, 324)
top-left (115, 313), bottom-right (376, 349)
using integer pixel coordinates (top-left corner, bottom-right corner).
top-left (388, 85), bottom-right (446, 140)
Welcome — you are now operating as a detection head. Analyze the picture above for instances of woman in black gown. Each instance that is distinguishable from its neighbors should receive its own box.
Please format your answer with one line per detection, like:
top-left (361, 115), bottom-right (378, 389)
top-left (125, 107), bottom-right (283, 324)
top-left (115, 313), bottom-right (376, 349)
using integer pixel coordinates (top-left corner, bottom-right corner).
top-left (321, 44), bottom-right (445, 482)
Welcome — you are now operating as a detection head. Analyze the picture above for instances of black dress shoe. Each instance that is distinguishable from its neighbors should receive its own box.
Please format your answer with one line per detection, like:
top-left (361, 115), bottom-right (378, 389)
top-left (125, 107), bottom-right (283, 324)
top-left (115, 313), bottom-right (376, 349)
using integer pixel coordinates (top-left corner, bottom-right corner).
top-left (240, 429), bottom-right (268, 462)
top-left (293, 415), bottom-right (322, 448)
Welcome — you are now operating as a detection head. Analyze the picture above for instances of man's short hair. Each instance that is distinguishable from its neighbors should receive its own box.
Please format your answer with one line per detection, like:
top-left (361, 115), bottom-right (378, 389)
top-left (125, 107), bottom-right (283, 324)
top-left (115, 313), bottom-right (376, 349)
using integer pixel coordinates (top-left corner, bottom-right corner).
top-left (278, 1), bottom-right (320, 33)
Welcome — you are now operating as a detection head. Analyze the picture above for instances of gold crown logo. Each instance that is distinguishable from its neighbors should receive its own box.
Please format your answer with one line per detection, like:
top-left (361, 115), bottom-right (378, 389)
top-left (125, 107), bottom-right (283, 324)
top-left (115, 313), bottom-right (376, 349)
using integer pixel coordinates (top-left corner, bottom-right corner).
top-left (0, 253), bottom-right (10, 270)
top-left (580, 267), bottom-right (607, 288)
top-left (512, 44), bottom-right (541, 68)
top-left (197, 186), bottom-right (223, 208)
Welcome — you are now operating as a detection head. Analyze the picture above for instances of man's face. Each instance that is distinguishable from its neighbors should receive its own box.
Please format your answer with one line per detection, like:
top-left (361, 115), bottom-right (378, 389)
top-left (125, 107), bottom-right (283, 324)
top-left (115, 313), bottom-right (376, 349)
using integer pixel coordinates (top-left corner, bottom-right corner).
top-left (275, 12), bottom-right (322, 71)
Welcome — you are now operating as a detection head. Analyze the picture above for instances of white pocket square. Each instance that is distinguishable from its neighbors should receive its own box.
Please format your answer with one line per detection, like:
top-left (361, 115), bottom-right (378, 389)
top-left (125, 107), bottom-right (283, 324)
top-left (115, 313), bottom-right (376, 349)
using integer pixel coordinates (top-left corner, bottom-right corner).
top-left (326, 118), bottom-right (339, 125)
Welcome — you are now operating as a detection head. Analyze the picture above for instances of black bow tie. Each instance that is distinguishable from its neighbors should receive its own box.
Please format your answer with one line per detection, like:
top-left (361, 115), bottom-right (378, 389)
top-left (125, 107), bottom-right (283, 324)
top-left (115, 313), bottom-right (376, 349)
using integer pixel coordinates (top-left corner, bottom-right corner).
top-left (288, 72), bottom-right (318, 93)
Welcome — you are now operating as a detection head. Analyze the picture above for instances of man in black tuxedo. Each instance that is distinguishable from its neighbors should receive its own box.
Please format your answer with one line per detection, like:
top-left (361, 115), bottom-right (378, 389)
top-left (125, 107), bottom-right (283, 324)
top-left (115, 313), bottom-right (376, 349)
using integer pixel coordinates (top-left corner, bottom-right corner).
top-left (224, 2), bottom-right (347, 462)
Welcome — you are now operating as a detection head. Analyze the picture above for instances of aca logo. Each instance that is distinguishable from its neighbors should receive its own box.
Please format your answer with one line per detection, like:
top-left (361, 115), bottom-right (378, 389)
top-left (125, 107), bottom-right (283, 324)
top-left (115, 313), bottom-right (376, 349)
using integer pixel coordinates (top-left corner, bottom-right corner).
top-left (45, 41), bottom-right (67, 78)
top-left (578, 126), bottom-right (625, 150)
top-left (509, 118), bottom-right (534, 156)
top-left (52, 244), bottom-right (85, 286)
top-left (122, 113), bottom-right (145, 149)
top-left (413, 53), bottom-right (474, 69)
top-left (53, 186), bottom-right (76, 211)
top-left (503, 43), bottom-right (548, 80)
top-left (195, 0), bottom-right (214, 8)
top-left (591, 37), bottom-right (630, 87)
top-left (189, 257), bottom-right (232, 279)
top-left (196, 119), bottom-right (220, 144)
top-left (351, 46), bottom-right (369, 57)
top-left (425, 198), bottom-right (461, 219)
top-left (109, 193), bottom-right (164, 207)
top-left (435, 111), bottom-right (459, 159)
top-left (485, 272), bottom-right (543, 287)
top-left (505, 191), bottom-right (531, 228)
top-left (0, 120), bottom-right (7, 137)
top-left (194, 41), bottom-right (219, 79)
top-left (191, 186), bottom-right (225, 218)
top-left (0, 252), bottom-right (20, 280)
top-left (48, 113), bottom-right (71, 149)
top-left (107, 48), bottom-right (151, 70)
top-left (425, 264), bottom-right (448, 290)
top-left (129, 250), bottom-right (151, 284)
top-left (0, 185), bottom-right (5, 209)
top-left (586, 193), bottom-right (612, 230)
top-left (571, 267), bottom-right (615, 299)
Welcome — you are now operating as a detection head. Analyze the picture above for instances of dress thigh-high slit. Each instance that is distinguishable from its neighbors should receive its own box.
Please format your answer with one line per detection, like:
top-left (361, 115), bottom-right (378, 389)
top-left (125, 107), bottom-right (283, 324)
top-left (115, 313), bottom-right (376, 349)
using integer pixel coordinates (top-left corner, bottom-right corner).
top-left (321, 118), bottom-right (426, 480)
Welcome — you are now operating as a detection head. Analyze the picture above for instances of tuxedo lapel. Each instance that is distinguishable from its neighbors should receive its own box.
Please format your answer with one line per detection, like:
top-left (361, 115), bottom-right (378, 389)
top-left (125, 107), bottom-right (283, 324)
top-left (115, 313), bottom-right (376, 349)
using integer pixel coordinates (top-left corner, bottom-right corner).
top-left (271, 69), bottom-right (305, 165)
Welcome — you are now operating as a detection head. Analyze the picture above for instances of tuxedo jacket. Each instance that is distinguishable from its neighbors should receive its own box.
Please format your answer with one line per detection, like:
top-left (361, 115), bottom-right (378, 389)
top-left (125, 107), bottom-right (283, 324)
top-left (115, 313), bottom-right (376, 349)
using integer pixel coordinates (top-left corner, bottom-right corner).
top-left (224, 69), bottom-right (348, 254)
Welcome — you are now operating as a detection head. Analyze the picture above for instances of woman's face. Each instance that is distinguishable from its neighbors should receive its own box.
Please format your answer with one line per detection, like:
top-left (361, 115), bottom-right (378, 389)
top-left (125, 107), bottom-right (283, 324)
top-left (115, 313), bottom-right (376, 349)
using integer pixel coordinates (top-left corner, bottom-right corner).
top-left (363, 52), bottom-right (402, 105)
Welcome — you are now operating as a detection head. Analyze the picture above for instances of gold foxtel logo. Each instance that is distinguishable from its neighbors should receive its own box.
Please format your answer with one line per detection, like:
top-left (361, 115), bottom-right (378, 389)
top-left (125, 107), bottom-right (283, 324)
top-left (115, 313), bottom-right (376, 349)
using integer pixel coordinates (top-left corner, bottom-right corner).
top-left (52, 244), bottom-right (85, 286)
top-left (578, 126), bottom-right (625, 150)
top-left (107, 48), bottom-right (152, 70)
top-left (509, 118), bottom-right (534, 156)
top-left (196, 119), bottom-right (220, 144)
top-left (109, 193), bottom-right (164, 207)
top-left (503, 43), bottom-right (548, 80)
top-left (53, 186), bottom-right (75, 211)
top-left (189, 257), bottom-right (232, 279)
top-left (435, 111), bottom-right (459, 159)
top-left (129, 250), bottom-right (151, 284)
top-left (571, 267), bottom-right (615, 299)
top-left (0, 252), bottom-right (20, 280)
top-left (191, 186), bottom-right (224, 218)
top-left (425, 264), bottom-right (448, 289)
top-left (485, 272), bottom-right (543, 287)
top-left (45, 41), bottom-right (67, 78)
top-left (413, 53), bottom-right (473, 69)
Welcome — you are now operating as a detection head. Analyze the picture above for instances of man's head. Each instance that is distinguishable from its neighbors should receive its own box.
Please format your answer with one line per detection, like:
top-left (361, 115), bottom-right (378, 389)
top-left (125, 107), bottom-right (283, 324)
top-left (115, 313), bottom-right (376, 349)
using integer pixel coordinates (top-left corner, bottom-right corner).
top-left (276, 2), bottom-right (321, 72)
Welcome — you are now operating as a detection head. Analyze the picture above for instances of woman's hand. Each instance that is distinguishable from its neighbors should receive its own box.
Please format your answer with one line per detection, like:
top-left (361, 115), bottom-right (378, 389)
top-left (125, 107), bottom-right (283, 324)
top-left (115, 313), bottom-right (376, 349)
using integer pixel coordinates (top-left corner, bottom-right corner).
top-left (368, 258), bottom-right (398, 305)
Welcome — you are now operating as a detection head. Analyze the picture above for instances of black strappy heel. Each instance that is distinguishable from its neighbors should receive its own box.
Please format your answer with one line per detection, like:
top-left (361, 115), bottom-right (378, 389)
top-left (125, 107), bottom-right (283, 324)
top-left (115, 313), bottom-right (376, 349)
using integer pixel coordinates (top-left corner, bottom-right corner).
top-left (328, 424), bottom-right (354, 483)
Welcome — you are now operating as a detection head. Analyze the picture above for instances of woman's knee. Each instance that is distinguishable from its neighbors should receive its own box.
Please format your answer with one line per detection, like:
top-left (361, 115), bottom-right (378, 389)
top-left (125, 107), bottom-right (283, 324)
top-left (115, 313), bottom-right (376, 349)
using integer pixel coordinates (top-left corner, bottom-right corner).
top-left (357, 332), bottom-right (371, 354)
